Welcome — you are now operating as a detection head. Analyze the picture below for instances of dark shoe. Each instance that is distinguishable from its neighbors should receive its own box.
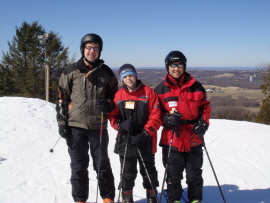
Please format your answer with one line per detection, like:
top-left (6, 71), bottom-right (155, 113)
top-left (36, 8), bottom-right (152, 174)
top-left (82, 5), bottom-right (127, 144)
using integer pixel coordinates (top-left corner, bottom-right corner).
top-left (122, 190), bottom-right (134, 203)
top-left (146, 188), bottom-right (157, 203)
top-left (190, 200), bottom-right (202, 203)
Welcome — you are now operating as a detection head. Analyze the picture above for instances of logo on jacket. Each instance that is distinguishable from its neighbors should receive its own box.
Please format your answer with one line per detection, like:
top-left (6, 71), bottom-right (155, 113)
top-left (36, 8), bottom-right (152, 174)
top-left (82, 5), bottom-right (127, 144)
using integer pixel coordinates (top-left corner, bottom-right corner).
top-left (140, 95), bottom-right (148, 99)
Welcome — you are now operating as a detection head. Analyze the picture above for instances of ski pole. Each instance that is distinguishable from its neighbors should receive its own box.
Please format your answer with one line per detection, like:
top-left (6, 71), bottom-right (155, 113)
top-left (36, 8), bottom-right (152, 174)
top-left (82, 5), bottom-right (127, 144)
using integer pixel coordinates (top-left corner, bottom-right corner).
top-left (137, 145), bottom-right (160, 203)
top-left (96, 112), bottom-right (104, 203)
top-left (159, 128), bottom-right (175, 203)
top-left (117, 133), bottom-right (129, 203)
top-left (202, 138), bottom-right (227, 203)
top-left (49, 136), bottom-right (61, 153)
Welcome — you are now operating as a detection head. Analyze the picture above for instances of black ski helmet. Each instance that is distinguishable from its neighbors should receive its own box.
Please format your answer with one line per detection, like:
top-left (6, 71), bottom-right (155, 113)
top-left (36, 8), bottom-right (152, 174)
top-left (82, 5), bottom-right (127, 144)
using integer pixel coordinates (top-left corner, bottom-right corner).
top-left (80, 33), bottom-right (103, 56)
top-left (165, 51), bottom-right (187, 71)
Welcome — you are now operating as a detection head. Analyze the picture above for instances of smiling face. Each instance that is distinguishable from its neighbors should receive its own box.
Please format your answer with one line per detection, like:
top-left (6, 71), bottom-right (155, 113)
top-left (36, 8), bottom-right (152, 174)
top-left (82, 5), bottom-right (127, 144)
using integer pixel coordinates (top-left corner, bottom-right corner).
top-left (168, 62), bottom-right (185, 79)
top-left (122, 74), bottom-right (137, 91)
top-left (83, 42), bottom-right (100, 62)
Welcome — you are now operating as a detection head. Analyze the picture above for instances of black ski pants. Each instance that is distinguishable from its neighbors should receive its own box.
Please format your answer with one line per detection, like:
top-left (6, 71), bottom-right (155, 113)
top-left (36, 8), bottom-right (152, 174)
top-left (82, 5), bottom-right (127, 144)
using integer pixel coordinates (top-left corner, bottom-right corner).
top-left (162, 145), bottom-right (203, 202)
top-left (119, 153), bottom-right (159, 191)
top-left (68, 127), bottom-right (115, 202)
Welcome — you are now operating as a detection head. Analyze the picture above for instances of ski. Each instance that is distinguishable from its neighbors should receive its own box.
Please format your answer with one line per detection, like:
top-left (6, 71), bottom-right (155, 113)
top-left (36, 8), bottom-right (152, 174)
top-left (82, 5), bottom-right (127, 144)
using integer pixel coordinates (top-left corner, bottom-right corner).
top-left (86, 202), bottom-right (114, 203)
top-left (181, 189), bottom-right (189, 203)
top-left (86, 201), bottom-right (114, 203)
top-left (162, 189), bottom-right (189, 203)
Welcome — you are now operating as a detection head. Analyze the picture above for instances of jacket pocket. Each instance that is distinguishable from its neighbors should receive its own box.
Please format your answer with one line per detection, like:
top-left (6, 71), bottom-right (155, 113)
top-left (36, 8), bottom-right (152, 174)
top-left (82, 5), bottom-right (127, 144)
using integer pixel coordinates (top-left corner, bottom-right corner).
top-left (184, 92), bottom-right (203, 118)
top-left (114, 134), bottom-right (128, 155)
top-left (96, 75), bottom-right (109, 96)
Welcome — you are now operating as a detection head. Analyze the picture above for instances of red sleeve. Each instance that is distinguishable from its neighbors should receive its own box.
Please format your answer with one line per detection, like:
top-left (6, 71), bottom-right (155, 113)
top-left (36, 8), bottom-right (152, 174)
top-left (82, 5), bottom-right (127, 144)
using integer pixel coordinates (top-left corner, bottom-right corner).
top-left (200, 93), bottom-right (211, 125)
top-left (144, 87), bottom-right (162, 135)
top-left (108, 91), bottom-right (120, 131)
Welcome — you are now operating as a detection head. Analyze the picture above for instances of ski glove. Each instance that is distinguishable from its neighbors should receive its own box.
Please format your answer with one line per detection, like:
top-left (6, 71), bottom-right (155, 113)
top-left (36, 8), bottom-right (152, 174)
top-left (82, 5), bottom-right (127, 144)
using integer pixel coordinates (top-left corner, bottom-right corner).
top-left (163, 111), bottom-right (182, 127)
top-left (193, 120), bottom-right (208, 137)
top-left (59, 125), bottom-right (71, 139)
top-left (96, 97), bottom-right (113, 114)
top-left (59, 126), bottom-right (73, 148)
top-left (130, 130), bottom-right (150, 146)
top-left (119, 119), bottom-right (137, 133)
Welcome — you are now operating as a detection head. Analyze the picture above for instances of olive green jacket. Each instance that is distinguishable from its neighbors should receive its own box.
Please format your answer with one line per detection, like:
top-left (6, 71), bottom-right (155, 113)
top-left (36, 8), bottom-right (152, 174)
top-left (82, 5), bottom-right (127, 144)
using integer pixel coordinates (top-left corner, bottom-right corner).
top-left (56, 58), bottom-right (118, 129)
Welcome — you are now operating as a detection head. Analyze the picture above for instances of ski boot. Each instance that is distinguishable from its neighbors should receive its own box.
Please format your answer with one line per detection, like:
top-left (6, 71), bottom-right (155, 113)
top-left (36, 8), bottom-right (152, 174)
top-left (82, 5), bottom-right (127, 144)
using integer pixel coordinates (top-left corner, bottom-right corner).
top-left (167, 200), bottom-right (181, 203)
top-left (122, 190), bottom-right (134, 203)
top-left (146, 188), bottom-right (158, 203)
top-left (103, 198), bottom-right (114, 203)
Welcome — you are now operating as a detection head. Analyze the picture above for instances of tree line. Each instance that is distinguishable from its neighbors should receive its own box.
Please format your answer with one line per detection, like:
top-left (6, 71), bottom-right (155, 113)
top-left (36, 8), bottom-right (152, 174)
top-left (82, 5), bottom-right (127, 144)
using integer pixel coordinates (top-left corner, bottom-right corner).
top-left (1, 21), bottom-right (269, 124)
top-left (0, 21), bottom-right (73, 101)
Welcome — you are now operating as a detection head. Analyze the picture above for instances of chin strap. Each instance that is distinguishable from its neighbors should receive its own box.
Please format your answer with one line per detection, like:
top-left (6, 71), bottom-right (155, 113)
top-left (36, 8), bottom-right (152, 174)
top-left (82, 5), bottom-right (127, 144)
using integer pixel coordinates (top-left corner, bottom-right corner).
top-left (83, 57), bottom-right (99, 66)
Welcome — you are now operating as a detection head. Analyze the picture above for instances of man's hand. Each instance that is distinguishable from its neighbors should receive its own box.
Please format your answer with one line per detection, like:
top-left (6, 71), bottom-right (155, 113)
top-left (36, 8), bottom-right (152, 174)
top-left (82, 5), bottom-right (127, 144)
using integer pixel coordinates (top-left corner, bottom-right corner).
top-left (96, 97), bottom-right (113, 114)
top-left (193, 120), bottom-right (208, 137)
top-left (59, 125), bottom-right (71, 139)
top-left (59, 125), bottom-right (73, 148)
top-left (163, 111), bottom-right (182, 127)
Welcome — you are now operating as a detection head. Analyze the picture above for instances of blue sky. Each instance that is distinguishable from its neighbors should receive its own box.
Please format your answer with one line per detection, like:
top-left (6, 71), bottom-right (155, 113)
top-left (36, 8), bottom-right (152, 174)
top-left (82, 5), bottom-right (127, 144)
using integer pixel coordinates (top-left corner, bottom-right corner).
top-left (0, 0), bottom-right (270, 69)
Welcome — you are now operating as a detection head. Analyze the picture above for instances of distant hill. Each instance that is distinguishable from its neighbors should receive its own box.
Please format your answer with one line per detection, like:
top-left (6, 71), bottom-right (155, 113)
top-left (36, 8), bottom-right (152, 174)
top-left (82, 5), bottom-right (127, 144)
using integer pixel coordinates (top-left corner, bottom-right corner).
top-left (112, 67), bottom-right (258, 71)
top-left (112, 68), bottom-right (262, 90)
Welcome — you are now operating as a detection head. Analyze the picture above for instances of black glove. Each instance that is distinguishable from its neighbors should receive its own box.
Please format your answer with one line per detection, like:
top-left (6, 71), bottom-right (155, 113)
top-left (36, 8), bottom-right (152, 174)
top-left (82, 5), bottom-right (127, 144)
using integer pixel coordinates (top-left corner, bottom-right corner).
top-left (119, 119), bottom-right (137, 133)
top-left (130, 130), bottom-right (150, 146)
top-left (163, 111), bottom-right (182, 127)
top-left (96, 97), bottom-right (113, 114)
top-left (59, 125), bottom-right (71, 139)
top-left (193, 120), bottom-right (208, 137)
top-left (59, 126), bottom-right (73, 148)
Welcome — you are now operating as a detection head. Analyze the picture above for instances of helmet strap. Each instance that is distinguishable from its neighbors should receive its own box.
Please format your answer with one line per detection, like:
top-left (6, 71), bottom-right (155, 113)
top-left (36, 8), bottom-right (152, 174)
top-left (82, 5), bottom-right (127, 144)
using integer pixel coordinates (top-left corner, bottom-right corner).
top-left (83, 57), bottom-right (96, 66)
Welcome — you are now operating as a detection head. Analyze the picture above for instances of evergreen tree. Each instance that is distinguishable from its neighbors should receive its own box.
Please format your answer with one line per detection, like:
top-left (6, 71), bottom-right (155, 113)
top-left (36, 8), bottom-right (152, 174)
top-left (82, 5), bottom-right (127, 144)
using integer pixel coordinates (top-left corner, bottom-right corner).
top-left (256, 64), bottom-right (270, 124)
top-left (0, 21), bottom-right (71, 101)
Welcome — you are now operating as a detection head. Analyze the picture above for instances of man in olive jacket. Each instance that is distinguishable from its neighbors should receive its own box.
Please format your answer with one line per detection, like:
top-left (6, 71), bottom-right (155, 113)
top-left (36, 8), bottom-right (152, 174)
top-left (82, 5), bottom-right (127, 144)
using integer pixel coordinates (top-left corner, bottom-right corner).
top-left (56, 33), bottom-right (118, 203)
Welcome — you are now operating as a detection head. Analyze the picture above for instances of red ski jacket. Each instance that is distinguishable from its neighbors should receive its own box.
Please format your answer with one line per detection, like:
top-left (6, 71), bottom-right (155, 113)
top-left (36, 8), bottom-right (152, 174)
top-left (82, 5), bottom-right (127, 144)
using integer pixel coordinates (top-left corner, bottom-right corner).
top-left (154, 73), bottom-right (211, 152)
top-left (108, 80), bottom-right (162, 154)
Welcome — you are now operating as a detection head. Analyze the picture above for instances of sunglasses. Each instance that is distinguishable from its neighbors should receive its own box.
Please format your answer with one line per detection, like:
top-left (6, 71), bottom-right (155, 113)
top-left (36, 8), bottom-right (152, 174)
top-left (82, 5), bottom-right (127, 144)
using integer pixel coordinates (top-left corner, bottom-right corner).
top-left (85, 46), bottom-right (99, 52)
top-left (170, 63), bottom-right (185, 68)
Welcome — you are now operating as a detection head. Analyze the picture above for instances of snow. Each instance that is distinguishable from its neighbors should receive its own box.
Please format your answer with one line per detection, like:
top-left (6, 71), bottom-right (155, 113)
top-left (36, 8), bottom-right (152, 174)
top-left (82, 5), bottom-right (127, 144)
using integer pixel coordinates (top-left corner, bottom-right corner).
top-left (0, 96), bottom-right (269, 203)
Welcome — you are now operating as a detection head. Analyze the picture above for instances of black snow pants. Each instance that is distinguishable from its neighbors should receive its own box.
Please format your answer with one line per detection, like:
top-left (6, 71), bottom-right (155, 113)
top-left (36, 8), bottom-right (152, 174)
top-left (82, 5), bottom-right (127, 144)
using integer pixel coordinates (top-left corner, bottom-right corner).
top-left (68, 127), bottom-right (115, 202)
top-left (162, 145), bottom-right (203, 202)
top-left (119, 153), bottom-right (159, 191)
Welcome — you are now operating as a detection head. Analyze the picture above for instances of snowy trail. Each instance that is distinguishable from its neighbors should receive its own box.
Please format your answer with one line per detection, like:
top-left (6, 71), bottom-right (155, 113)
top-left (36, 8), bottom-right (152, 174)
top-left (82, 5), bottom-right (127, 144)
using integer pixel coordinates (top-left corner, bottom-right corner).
top-left (0, 97), bottom-right (270, 203)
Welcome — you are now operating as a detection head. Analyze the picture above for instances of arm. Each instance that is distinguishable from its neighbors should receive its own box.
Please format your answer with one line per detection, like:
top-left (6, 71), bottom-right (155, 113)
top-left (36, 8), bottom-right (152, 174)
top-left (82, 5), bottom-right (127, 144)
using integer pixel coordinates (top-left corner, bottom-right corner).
top-left (97, 65), bottom-right (118, 114)
top-left (144, 89), bottom-right (162, 136)
top-left (193, 86), bottom-right (211, 137)
top-left (56, 71), bottom-right (72, 126)
top-left (55, 70), bottom-right (73, 147)
top-left (108, 92), bottom-right (120, 131)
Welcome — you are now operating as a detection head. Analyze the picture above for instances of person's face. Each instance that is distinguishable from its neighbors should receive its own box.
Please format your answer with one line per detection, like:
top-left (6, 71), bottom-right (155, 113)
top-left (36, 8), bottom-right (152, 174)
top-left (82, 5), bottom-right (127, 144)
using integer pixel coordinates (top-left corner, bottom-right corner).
top-left (122, 74), bottom-right (137, 90)
top-left (84, 42), bottom-right (100, 62)
top-left (168, 62), bottom-right (185, 79)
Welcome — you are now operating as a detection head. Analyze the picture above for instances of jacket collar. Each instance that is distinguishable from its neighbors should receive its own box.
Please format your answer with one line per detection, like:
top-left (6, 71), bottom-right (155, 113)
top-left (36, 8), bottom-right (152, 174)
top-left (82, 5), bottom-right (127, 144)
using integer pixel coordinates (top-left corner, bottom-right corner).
top-left (122, 80), bottom-right (143, 92)
top-left (164, 72), bottom-right (194, 87)
top-left (76, 57), bottom-right (104, 73)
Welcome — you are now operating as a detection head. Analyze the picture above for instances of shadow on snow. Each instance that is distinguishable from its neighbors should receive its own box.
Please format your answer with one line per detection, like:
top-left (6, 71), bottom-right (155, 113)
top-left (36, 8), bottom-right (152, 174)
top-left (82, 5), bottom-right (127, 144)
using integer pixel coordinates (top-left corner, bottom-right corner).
top-left (134, 184), bottom-right (270, 203)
